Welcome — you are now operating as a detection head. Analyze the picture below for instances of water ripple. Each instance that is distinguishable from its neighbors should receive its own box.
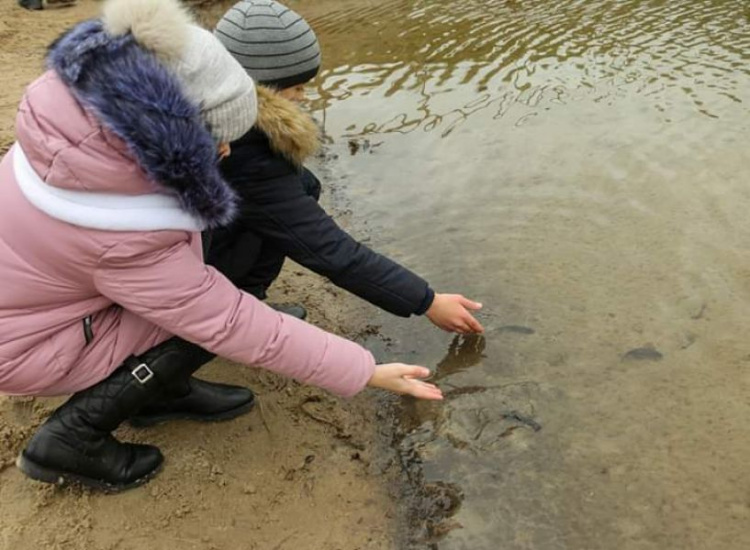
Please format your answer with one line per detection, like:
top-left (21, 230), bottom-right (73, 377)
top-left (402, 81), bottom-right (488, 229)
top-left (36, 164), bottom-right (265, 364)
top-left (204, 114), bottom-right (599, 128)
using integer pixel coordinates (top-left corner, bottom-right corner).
top-left (309, 0), bottom-right (749, 136)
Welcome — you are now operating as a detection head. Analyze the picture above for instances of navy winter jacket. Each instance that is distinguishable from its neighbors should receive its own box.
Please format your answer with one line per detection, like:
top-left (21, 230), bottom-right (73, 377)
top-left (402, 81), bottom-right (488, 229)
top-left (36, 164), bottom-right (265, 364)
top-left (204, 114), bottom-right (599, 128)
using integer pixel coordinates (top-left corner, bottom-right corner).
top-left (208, 87), bottom-right (434, 317)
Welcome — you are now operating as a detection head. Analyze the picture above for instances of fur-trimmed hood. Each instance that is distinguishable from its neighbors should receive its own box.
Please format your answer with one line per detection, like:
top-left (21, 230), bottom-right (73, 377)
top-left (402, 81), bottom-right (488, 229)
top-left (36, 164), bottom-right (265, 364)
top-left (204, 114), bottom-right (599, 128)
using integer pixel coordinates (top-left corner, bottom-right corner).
top-left (255, 86), bottom-right (320, 167)
top-left (41, 18), bottom-right (238, 229)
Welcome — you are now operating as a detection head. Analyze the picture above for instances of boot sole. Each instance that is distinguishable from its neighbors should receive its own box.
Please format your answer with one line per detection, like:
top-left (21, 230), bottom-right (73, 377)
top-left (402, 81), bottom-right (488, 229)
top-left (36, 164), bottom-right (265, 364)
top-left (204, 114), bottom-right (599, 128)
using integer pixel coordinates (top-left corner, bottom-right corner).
top-left (16, 452), bottom-right (162, 493)
top-left (128, 399), bottom-right (256, 428)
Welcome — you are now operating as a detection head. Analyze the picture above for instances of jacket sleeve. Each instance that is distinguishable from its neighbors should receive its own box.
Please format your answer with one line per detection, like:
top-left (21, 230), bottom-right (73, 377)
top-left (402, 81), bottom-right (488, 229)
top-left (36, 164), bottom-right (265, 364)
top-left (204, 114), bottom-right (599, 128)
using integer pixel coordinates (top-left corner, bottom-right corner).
top-left (228, 162), bottom-right (434, 317)
top-left (92, 231), bottom-right (375, 398)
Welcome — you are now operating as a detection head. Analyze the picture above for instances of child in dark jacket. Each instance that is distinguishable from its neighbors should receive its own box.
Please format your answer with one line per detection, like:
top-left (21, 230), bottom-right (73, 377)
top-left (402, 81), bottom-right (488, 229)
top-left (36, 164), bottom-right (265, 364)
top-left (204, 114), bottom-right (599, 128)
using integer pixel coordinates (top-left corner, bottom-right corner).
top-left (210, 0), bottom-right (484, 335)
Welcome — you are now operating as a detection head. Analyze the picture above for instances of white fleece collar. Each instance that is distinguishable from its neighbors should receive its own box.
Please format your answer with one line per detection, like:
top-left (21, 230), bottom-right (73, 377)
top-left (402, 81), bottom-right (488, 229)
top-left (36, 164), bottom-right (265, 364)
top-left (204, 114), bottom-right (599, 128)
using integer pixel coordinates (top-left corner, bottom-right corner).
top-left (12, 144), bottom-right (205, 232)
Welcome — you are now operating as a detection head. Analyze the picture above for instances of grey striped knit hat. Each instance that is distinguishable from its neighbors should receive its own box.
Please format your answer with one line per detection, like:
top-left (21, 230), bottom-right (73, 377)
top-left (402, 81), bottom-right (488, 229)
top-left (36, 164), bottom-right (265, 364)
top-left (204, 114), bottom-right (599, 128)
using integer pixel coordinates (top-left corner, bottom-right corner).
top-left (215, 0), bottom-right (321, 89)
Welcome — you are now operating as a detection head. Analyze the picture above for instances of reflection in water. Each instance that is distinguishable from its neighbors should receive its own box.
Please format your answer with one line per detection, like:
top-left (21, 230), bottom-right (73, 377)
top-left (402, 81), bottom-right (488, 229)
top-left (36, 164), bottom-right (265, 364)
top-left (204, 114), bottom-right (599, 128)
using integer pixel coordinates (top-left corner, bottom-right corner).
top-left (304, 0), bottom-right (750, 549)
top-left (434, 335), bottom-right (486, 381)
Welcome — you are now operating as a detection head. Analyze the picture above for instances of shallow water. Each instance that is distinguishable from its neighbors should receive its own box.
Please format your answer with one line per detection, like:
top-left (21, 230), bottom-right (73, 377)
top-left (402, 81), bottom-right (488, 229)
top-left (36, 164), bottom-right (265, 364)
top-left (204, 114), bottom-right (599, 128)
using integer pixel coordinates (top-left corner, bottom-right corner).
top-left (296, 1), bottom-right (750, 548)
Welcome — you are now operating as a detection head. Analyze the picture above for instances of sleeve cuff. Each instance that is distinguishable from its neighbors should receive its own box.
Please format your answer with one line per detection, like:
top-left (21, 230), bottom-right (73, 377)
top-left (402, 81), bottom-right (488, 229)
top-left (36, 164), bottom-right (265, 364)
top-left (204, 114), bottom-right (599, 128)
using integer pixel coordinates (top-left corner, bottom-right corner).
top-left (415, 287), bottom-right (435, 316)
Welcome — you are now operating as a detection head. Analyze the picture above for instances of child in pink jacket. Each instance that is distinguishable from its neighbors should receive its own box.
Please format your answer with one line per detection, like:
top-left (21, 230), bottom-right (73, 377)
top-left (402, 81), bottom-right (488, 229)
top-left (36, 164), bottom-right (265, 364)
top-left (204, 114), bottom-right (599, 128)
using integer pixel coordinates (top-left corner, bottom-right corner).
top-left (0, 0), bottom-right (441, 492)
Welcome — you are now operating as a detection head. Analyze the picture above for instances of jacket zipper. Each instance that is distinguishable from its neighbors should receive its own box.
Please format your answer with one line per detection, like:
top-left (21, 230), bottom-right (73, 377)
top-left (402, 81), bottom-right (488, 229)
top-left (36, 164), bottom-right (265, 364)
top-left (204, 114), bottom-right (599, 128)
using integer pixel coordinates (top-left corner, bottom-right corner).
top-left (82, 315), bottom-right (94, 346)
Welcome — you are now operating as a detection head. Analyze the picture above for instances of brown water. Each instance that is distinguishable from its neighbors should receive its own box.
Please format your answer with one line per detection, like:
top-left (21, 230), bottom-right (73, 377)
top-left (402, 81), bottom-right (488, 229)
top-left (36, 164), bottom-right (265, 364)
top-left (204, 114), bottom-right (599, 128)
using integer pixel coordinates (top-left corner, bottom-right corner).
top-left (296, 1), bottom-right (750, 549)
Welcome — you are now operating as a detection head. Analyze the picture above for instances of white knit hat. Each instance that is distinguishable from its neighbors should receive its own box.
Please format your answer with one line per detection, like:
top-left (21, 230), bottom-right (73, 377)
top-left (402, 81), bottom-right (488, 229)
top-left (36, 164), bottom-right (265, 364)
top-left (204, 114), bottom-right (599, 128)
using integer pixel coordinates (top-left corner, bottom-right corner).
top-left (104, 0), bottom-right (257, 143)
top-left (172, 25), bottom-right (257, 143)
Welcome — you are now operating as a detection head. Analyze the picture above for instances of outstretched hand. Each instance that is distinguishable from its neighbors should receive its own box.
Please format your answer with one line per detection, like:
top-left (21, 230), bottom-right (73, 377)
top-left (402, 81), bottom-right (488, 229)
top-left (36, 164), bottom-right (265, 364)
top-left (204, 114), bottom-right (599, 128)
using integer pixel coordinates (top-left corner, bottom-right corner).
top-left (368, 364), bottom-right (443, 400)
top-left (426, 293), bottom-right (484, 334)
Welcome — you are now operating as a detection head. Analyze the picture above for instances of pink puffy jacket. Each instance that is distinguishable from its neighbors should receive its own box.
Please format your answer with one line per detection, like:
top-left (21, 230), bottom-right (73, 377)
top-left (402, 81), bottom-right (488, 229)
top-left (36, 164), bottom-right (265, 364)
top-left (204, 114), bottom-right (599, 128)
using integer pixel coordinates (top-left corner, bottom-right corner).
top-left (0, 70), bottom-right (375, 397)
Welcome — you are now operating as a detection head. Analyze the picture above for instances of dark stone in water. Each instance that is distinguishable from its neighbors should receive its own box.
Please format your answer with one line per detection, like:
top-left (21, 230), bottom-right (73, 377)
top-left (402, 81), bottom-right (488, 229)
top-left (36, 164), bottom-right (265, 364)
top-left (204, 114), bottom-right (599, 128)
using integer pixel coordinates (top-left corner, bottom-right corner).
top-left (498, 325), bottom-right (536, 335)
top-left (622, 347), bottom-right (663, 362)
top-left (503, 411), bottom-right (542, 432)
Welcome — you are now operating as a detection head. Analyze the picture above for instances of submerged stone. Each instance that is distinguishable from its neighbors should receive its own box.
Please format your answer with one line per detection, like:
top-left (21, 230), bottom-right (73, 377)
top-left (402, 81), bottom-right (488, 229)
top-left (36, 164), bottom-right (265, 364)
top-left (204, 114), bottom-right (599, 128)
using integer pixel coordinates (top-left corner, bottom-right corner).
top-left (622, 347), bottom-right (663, 362)
top-left (498, 325), bottom-right (536, 335)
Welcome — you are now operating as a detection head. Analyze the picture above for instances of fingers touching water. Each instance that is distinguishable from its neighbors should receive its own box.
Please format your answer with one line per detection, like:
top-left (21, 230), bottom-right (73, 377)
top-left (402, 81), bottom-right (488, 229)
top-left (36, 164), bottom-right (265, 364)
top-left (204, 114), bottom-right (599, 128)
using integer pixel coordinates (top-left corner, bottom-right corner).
top-left (426, 293), bottom-right (485, 334)
top-left (368, 364), bottom-right (443, 400)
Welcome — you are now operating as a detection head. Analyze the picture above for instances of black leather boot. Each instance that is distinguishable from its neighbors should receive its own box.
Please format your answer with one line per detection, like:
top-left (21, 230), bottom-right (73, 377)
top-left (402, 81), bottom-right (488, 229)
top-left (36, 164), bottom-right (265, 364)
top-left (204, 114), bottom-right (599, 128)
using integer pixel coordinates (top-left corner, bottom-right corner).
top-left (17, 357), bottom-right (167, 492)
top-left (16, 338), bottom-right (225, 491)
top-left (129, 339), bottom-right (255, 428)
top-left (130, 377), bottom-right (255, 427)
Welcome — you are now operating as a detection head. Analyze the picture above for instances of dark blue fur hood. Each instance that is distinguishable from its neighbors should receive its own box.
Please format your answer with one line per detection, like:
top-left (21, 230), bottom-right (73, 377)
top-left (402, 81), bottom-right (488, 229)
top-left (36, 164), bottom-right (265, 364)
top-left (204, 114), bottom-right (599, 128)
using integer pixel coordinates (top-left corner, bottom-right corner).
top-left (46, 20), bottom-right (238, 229)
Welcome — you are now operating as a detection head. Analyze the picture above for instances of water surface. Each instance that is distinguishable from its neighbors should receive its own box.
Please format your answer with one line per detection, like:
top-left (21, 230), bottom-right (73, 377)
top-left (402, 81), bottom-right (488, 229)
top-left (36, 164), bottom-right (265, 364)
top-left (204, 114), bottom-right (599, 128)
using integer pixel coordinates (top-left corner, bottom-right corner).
top-left (301, 1), bottom-right (750, 548)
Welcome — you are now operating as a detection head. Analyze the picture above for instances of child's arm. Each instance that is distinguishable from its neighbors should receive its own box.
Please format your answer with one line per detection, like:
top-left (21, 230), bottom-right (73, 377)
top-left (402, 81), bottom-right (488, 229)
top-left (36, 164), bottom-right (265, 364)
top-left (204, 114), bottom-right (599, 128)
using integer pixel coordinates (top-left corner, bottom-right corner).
top-left (93, 231), bottom-right (375, 397)
top-left (94, 231), bottom-right (443, 399)
top-left (223, 166), bottom-right (482, 332)
top-left (234, 183), bottom-right (431, 315)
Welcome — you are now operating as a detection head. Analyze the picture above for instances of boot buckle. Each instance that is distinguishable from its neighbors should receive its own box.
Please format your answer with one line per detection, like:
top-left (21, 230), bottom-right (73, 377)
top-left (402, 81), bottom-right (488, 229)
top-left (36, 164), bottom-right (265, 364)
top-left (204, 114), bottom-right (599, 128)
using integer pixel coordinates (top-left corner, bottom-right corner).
top-left (131, 363), bottom-right (154, 384)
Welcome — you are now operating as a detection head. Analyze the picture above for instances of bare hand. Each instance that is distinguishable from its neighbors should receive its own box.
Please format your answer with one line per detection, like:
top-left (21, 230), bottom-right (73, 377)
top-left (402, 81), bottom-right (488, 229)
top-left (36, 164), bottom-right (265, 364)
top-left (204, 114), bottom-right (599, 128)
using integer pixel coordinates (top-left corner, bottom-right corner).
top-left (426, 293), bottom-right (484, 334)
top-left (367, 364), bottom-right (443, 400)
